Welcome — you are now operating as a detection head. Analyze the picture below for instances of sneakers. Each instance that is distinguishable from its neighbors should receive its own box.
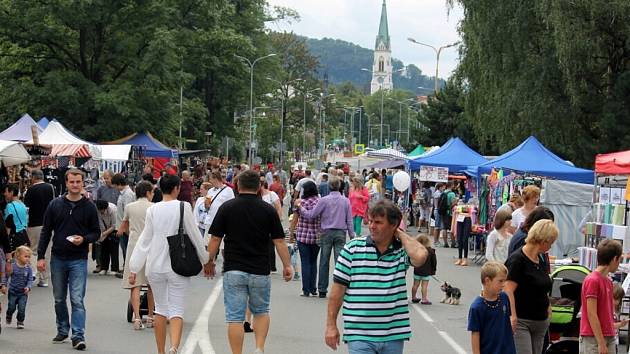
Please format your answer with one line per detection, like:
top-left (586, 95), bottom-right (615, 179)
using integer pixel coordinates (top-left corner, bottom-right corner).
top-left (254, 349), bottom-right (264, 354)
top-left (52, 334), bottom-right (68, 343)
top-left (115, 272), bottom-right (123, 279)
top-left (92, 267), bottom-right (101, 274)
top-left (98, 270), bottom-right (108, 275)
top-left (318, 292), bottom-right (327, 298)
top-left (16, 322), bottom-right (24, 329)
top-left (293, 272), bottom-right (300, 281)
top-left (37, 281), bottom-right (49, 288)
top-left (243, 321), bottom-right (253, 333)
top-left (72, 338), bottom-right (86, 350)
top-left (5, 317), bottom-right (11, 326)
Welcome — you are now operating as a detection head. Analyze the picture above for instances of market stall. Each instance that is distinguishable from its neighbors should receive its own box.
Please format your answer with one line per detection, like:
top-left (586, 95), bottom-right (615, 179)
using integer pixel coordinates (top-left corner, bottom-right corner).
top-left (0, 114), bottom-right (42, 142)
top-left (0, 140), bottom-right (31, 166)
top-left (408, 137), bottom-right (487, 173)
top-left (104, 131), bottom-right (177, 176)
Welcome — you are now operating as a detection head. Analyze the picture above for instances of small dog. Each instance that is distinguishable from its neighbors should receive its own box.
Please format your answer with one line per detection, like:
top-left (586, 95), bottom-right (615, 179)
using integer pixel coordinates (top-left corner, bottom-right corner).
top-left (440, 282), bottom-right (462, 305)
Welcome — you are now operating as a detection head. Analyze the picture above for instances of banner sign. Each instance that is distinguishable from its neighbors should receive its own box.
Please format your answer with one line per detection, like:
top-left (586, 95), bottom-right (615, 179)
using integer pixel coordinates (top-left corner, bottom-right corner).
top-left (419, 165), bottom-right (449, 182)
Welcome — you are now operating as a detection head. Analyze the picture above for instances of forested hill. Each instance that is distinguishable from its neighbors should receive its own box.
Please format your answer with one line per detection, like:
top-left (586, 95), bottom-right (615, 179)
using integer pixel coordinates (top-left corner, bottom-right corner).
top-left (303, 37), bottom-right (442, 94)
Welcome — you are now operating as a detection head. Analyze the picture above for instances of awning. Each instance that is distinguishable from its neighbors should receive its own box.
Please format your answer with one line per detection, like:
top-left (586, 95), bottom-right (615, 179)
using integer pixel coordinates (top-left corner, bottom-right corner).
top-left (0, 140), bottom-right (30, 166)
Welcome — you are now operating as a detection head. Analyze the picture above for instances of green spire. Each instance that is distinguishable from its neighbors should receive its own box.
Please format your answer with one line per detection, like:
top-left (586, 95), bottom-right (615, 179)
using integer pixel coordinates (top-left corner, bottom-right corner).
top-left (375, 0), bottom-right (390, 50)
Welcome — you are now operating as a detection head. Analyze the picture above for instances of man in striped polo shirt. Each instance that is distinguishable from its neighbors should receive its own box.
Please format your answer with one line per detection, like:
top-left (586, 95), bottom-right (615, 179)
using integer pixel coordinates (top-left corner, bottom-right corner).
top-left (325, 200), bottom-right (428, 354)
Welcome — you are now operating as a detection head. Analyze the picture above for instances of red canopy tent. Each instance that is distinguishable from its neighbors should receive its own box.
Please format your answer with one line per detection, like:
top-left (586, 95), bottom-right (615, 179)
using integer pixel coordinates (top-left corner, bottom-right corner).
top-left (595, 150), bottom-right (630, 174)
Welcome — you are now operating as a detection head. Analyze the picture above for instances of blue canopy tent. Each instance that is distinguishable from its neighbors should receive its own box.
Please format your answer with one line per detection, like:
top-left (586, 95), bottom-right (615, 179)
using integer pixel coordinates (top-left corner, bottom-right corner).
top-left (0, 114), bottom-right (42, 142)
top-left (104, 132), bottom-right (177, 158)
top-left (408, 137), bottom-right (487, 173)
top-left (466, 136), bottom-right (593, 184)
top-left (37, 117), bottom-right (50, 129)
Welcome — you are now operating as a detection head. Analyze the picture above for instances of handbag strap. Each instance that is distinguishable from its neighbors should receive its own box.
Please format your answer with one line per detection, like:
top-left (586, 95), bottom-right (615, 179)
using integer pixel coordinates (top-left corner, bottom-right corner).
top-left (178, 201), bottom-right (185, 235)
top-left (207, 186), bottom-right (227, 210)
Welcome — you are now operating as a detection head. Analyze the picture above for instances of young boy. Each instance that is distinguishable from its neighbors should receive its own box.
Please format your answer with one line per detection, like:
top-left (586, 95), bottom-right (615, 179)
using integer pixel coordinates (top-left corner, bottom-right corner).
top-left (1, 246), bottom-right (33, 329)
top-left (579, 239), bottom-right (622, 354)
top-left (467, 261), bottom-right (516, 354)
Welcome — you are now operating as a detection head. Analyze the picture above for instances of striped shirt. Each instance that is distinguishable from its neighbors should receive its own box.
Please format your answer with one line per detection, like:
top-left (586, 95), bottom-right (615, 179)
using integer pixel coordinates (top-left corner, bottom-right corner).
top-left (333, 236), bottom-right (411, 343)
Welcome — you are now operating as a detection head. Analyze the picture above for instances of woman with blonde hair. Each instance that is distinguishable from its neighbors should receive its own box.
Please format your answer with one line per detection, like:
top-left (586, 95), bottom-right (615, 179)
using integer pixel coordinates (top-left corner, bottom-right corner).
top-left (504, 219), bottom-right (559, 354)
top-left (511, 186), bottom-right (540, 230)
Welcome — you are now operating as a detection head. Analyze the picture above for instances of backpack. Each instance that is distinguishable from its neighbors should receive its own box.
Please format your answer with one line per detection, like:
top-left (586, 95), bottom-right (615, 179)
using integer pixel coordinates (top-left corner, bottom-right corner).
top-left (438, 191), bottom-right (450, 216)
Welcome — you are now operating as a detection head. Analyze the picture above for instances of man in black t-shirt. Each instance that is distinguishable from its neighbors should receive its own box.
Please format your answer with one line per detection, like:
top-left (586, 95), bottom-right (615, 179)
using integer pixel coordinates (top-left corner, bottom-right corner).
top-left (207, 170), bottom-right (292, 354)
top-left (24, 169), bottom-right (56, 287)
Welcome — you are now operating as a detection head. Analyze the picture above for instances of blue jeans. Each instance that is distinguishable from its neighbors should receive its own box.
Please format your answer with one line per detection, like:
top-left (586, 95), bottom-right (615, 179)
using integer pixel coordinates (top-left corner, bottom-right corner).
top-left (318, 229), bottom-right (346, 294)
top-left (6, 292), bottom-right (28, 322)
top-left (51, 256), bottom-right (87, 341)
top-left (297, 242), bottom-right (319, 295)
top-left (223, 271), bottom-right (271, 322)
top-left (348, 340), bottom-right (405, 354)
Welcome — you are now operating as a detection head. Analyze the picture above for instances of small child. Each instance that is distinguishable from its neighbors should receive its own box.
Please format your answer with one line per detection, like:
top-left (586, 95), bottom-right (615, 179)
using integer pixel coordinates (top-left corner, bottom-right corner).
top-left (411, 234), bottom-right (436, 304)
top-left (467, 261), bottom-right (515, 354)
top-left (286, 228), bottom-right (300, 281)
top-left (1, 246), bottom-right (33, 329)
top-left (612, 284), bottom-right (628, 351)
top-left (579, 239), bottom-right (622, 354)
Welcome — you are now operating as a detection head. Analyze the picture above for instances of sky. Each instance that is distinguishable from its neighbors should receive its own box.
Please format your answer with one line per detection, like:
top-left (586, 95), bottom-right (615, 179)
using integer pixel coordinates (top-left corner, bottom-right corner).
top-left (266, 0), bottom-right (463, 79)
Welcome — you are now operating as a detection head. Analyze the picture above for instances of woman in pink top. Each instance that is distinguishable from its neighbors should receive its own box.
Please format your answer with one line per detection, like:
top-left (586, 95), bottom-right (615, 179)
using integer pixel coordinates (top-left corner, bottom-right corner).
top-left (348, 177), bottom-right (369, 237)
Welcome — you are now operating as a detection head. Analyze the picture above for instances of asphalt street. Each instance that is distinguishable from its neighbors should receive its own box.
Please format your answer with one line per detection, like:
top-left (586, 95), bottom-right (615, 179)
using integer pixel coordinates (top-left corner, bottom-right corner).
top-left (0, 230), bottom-right (484, 354)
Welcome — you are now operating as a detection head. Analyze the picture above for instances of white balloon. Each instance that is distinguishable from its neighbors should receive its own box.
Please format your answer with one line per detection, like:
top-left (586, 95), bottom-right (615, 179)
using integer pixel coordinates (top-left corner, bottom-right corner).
top-left (393, 171), bottom-right (411, 192)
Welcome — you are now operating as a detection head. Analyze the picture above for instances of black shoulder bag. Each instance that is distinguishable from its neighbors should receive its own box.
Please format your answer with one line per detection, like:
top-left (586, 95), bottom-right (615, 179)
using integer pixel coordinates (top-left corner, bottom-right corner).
top-left (167, 202), bottom-right (202, 276)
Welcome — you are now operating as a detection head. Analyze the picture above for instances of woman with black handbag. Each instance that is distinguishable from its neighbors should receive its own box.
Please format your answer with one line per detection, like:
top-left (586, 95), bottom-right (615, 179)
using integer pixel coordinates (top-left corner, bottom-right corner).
top-left (3, 184), bottom-right (30, 253)
top-left (129, 174), bottom-right (209, 354)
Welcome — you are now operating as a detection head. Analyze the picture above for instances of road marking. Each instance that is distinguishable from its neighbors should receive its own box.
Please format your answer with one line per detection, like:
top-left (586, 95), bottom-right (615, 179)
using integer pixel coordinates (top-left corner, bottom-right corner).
top-left (181, 278), bottom-right (223, 354)
top-left (438, 331), bottom-right (468, 354)
top-left (411, 305), bottom-right (466, 353)
top-left (412, 306), bottom-right (434, 323)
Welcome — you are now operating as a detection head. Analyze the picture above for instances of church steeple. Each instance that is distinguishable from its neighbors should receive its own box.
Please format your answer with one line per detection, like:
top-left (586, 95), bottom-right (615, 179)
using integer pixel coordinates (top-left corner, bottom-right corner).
top-left (370, 0), bottom-right (393, 94)
top-left (375, 0), bottom-right (390, 50)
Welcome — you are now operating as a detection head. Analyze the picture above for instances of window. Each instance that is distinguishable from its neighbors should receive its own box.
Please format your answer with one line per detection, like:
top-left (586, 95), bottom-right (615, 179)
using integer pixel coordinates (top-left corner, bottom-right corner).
top-left (378, 57), bottom-right (384, 72)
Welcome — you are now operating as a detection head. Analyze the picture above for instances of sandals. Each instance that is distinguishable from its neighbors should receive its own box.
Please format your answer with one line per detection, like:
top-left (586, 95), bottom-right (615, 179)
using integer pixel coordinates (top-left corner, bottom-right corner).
top-left (133, 319), bottom-right (145, 330)
top-left (168, 348), bottom-right (178, 354)
top-left (145, 316), bottom-right (154, 328)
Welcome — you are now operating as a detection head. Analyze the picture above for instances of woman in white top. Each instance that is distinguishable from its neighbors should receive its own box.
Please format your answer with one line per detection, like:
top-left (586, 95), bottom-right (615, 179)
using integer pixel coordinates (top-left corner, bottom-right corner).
top-left (486, 209), bottom-right (513, 263)
top-left (511, 185), bottom-right (540, 230)
top-left (193, 182), bottom-right (211, 236)
top-left (119, 181), bottom-right (154, 330)
top-left (129, 175), bottom-right (209, 354)
top-left (260, 177), bottom-right (282, 219)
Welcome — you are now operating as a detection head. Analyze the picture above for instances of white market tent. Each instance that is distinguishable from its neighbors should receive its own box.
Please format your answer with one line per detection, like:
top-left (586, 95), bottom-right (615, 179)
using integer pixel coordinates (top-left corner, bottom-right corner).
top-left (365, 148), bottom-right (407, 159)
top-left (0, 140), bottom-right (30, 166)
top-left (0, 114), bottom-right (42, 142)
top-left (88, 144), bottom-right (131, 161)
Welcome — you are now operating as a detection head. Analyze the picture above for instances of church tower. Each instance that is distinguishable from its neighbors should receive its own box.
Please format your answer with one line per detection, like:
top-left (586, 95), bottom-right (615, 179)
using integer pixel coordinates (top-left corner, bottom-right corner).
top-left (370, 0), bottom-right (393, 94)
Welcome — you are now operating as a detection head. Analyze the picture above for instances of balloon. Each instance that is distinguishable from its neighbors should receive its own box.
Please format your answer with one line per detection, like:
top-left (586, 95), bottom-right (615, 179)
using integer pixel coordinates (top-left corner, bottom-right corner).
top-left (393, 171), bottom-right (411, 192)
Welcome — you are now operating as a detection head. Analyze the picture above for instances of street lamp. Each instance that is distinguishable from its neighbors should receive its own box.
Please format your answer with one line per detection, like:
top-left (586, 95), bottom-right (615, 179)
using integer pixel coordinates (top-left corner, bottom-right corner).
top-left (234, 53), bottom-right (277, 165)
top-left (298, 87), bottom-right (320, 159)
top-left (407, 38), bottom-right (459, 93)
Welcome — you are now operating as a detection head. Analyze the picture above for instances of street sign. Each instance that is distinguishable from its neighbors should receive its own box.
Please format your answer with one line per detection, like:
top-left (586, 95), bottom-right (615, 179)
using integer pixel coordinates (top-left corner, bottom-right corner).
top-left (354, 144), bottom-right (365, 154)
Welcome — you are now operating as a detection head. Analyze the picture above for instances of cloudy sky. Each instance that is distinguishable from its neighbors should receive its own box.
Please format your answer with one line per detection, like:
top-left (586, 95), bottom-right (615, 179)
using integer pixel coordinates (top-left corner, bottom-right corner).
top-left (266, 0), bottom-right (463, 79)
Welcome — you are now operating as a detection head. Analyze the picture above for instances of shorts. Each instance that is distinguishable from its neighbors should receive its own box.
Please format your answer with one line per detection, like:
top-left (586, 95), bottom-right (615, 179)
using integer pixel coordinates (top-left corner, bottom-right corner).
top-left (441, 214), bottom-right (452, 231)
top-left (434, 211), bottom-right (442, 230)
top-left (414, 275), bottom-right (431, 281)
top-left (223, 270), bottom-right (271, 323)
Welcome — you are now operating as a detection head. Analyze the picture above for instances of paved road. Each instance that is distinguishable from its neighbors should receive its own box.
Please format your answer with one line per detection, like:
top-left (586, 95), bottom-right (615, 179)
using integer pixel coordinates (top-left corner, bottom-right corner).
top-left (0, 231), bottom-right (484, 353)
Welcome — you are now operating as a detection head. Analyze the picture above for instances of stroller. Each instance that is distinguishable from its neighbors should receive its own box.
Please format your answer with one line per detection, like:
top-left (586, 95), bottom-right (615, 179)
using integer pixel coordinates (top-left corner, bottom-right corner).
top-left (546, 265), bottom-right (590, 354)
top-left (126, 285), bottom-right (150, 323)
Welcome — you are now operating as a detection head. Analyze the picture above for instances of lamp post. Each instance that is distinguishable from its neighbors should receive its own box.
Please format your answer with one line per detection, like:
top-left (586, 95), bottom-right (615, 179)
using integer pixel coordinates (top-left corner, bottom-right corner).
top-left (299, 87), bottom-right (320, 159)
top-left (407, 38), bottom-right (459, 93)
top-left (234, 53), bottom-right (277, 165)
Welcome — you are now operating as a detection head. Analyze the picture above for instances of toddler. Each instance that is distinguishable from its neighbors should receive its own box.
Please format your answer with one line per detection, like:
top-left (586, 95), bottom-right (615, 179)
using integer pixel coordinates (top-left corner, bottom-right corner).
top-left (411, 234), bottom-right (436, 304)
top-left (1, 246), bottom-right (33, 329)
top-left (612, 284), bottom-right (628, 352)
top-left (468, 261), bottom-right (515, 354)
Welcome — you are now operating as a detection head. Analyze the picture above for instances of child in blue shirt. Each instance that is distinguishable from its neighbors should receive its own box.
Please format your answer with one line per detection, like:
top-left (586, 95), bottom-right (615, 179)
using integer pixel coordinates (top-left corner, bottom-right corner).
top-left (467, 261), bottom-right (516, 354)
top-left (1, 246), bottom-right (33, 329)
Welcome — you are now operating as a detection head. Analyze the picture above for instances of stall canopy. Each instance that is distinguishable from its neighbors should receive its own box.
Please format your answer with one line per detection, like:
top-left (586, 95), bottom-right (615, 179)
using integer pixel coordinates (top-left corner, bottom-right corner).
top-left (365, 148), bottom-right (407, 159)
top-left (105, 132), bottom-right (177, 158)
top-left (0, 140), bottom-right (30, 166)
top-left (37, 117), bottom-right (50, 129)
top-left (88, 145), bottom-right (132, 161)
top-left (407, 145), bottom-right (425, 157)
top-left (26, 119), bottom-right (93, 157)
top-left (595, 150), bottom-right (630, 175)
top-left (0, 114), bottom-right (42, 142)
top-left (409, 137), bottom-right (487, 173)
top-left (467, 136), bottom-right (593, 184)
top-left (370, 159), bottom-right (406, 169)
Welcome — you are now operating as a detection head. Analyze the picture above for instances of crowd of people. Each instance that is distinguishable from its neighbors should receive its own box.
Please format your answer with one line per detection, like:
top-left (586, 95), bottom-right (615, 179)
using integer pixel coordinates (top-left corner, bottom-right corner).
top-left (0, 160), bottom-right (624, 354)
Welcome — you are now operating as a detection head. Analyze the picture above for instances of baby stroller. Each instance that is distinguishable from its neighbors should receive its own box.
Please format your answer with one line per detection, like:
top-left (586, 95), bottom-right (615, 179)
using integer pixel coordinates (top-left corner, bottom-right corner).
top-left (126, 285), bottom-right (150, 323)
top-left (546, 265), bottom-right (590, 354)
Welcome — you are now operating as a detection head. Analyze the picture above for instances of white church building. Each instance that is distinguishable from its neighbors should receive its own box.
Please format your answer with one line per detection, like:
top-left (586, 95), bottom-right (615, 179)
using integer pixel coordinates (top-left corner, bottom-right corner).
top-left (370, 0), bottom-right (393, 94)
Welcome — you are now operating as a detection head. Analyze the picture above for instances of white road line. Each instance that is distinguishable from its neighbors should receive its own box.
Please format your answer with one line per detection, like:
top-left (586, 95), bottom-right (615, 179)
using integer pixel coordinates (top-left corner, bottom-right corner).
top-left (411, 306), bottom-right (434, 323)
top-left (438, 331), bottom-right (468, 354)
top-left (412, 305), bottom-right (467, 353)
top-left (180, 278), bottom-right (223, 354)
